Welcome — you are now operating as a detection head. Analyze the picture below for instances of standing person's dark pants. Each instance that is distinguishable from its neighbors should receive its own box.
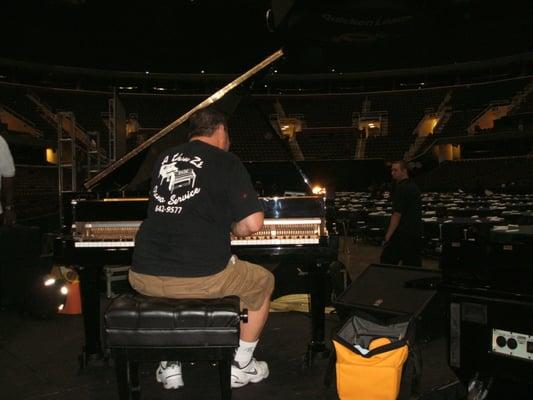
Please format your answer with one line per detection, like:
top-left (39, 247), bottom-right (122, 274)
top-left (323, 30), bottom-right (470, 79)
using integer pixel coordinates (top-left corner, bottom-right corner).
top-left (380, 233), bottom-right (422, 267)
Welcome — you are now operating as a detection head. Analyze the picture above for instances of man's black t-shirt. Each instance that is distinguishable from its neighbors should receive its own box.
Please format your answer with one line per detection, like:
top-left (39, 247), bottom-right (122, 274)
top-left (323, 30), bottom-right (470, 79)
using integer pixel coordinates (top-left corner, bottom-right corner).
top-left (391, 179), bottom-right (422, 238)
top-left (132, 140), bottom-right (262, 277)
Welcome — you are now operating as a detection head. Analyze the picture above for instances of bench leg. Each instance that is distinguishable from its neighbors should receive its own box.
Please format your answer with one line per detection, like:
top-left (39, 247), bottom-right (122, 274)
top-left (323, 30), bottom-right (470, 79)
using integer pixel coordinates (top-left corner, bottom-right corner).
top-left (115, 354), bottom-right (140, 400)
top-left (219, 357), bottom-right (232, 400)
top-left (129, 361), bottom-right (141, 400)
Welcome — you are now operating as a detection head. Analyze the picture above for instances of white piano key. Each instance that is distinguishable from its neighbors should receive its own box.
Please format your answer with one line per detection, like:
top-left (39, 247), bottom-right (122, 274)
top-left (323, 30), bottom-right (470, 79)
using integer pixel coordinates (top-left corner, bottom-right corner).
top-left (75, 241), bottom-right (135, 248)
top-left (231, 238), bottom-right (320, 246)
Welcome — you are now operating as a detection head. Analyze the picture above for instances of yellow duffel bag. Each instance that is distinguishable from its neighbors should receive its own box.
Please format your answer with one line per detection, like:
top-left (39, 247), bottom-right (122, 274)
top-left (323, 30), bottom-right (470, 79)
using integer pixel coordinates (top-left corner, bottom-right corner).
top-left (334, 337), bottom-right (409, 400)
top-left (333, 314), bottom-right (414, 400)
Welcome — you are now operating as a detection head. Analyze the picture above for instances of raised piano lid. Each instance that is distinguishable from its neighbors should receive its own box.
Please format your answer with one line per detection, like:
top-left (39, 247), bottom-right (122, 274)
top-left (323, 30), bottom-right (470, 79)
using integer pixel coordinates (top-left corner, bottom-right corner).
top-left (82, 50), bottom-right (284, 194)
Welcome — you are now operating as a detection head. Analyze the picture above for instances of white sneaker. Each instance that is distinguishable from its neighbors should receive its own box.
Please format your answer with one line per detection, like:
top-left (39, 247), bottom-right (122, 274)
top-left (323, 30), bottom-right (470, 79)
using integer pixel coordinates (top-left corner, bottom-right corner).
top-left (156, 361), bottom-right (184, 389)
top-left (231, 358), bottom-right (269, 388)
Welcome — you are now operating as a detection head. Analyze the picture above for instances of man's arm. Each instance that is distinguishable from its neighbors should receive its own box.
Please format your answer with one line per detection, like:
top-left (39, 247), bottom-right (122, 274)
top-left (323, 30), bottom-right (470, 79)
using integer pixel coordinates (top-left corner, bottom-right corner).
top-left (232, 211), bottom-right (264, 237)
top-left (384, 211), bottom-right (401, 242)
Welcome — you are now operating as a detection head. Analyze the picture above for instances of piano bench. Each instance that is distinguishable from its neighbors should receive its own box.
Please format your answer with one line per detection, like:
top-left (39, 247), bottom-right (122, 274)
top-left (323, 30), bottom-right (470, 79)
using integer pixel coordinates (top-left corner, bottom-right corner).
top-left (104, 293), bottom-right (247, 400)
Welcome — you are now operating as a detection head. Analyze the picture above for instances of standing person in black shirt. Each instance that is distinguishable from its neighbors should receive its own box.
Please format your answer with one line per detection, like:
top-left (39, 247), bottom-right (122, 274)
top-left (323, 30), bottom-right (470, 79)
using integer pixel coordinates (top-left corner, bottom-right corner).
top-left (380, 160), bottom-right (423, 267)
top-left (130, 108), bottom-right (274, 390)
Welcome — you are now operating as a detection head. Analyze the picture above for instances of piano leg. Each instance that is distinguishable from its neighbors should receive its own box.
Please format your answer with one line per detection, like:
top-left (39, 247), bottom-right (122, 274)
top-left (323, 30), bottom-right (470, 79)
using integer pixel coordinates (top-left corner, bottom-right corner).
top-left (305, 259), bottom-right (331, 367)
top-left (76, 264), bottom-right (105, 369)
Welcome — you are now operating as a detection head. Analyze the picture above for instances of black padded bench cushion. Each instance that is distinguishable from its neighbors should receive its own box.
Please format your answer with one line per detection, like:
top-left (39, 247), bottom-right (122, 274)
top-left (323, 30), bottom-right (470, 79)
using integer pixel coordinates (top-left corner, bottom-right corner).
top-left (105, 294), bottom-right (241, 348)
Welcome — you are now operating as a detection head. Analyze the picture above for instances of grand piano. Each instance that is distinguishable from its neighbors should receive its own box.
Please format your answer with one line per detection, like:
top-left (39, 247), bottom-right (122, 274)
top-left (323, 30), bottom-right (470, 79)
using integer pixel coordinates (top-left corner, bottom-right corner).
top-left (53, 50), bottom-right (340, 367)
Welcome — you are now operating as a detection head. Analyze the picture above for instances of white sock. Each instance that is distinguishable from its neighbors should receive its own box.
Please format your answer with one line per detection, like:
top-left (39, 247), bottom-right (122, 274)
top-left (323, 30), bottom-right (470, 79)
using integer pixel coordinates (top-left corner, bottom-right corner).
top-left (234, 339), bottom-right (258, 368)
top-left (160, 361), bottom-right (181, 369)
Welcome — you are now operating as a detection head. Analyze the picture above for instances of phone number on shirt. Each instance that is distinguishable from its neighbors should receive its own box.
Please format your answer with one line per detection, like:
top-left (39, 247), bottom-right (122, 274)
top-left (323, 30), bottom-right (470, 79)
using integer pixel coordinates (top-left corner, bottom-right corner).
top-left (154, 205), bottom-right (183, 214)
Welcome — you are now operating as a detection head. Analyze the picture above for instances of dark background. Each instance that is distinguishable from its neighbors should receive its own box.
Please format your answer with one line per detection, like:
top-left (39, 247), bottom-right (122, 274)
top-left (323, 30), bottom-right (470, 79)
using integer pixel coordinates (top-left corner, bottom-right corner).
top-left (1, 0), bottom-right (531, 74)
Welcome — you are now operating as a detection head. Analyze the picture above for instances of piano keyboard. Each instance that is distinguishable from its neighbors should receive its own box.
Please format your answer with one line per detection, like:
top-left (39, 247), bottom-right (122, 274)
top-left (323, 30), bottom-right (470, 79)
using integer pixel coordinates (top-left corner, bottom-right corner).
top-left (75, 241), bottom-right (135, 248)
top-left (73, 218), bottom-right (325, 247)
top-left (230, 218), bottom-right (322, 246)
top-left (231, 238), bottom-right (319, 245)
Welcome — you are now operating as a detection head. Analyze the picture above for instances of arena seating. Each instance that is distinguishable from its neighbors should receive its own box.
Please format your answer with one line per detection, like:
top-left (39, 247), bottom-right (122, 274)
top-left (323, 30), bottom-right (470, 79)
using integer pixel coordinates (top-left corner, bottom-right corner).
top-left (510, 91), bottom-right (533, 115)
top-left (449, 79), bottom-right (527, 111)
top-left (364, 88), bottom-right (447, 137)
top-left (437, 78), bottom-right (530, 137)
top-left (297, 128), bottom-right (357, 160)
top-left (279, 95), bottom-right (359, 128)
top-left (278, 88), bottom-right (447, 136)
top-left (120, 94), bottom-right (204, 129)
top-left (437, 110), bottom-right (479, 137)
top-left (1, 78), bottom-right (531, 169)
top-left (13, 166), bottom-right (58, 222)
top-left (31, 88), bottom-right (110, 135)
top-left (228, 99), bottom-right (290, 161)
top-left (3, 75), bottom-right (532, 259)
top-left (0, 84), bottom-right (55, 138)
top-left (364, 136), bottom-right (413, 160)
top-left (414, 156), bottom-right (533, 193)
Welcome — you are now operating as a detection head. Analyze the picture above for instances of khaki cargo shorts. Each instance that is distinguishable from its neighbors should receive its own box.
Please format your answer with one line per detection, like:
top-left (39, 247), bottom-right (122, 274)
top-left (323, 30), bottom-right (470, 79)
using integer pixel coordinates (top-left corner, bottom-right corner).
top-left (129, 255), bottom-right (275, 311)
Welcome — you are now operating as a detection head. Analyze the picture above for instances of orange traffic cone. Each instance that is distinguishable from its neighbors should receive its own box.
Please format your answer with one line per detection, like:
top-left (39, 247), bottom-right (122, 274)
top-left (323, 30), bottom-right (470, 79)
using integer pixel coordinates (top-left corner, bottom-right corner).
top-left (58, 280), bottom-right (82, 315)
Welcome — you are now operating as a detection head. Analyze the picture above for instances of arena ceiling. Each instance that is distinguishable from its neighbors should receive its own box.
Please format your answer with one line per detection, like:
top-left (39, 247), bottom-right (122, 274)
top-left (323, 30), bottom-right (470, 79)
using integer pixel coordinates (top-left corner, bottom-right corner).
top-left (1, 0), bottom-right (531, 74)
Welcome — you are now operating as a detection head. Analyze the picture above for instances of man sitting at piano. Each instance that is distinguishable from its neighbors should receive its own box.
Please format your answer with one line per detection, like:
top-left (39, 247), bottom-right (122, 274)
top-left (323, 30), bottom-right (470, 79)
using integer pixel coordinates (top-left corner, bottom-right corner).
top-left (129, 107), bottom-right (274, 390)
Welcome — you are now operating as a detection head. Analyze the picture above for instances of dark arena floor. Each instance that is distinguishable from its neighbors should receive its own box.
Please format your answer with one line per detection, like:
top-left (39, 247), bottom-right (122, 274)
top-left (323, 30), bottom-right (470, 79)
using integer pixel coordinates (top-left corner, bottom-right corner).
top-left (1, 241), bottom-right (531, 400)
